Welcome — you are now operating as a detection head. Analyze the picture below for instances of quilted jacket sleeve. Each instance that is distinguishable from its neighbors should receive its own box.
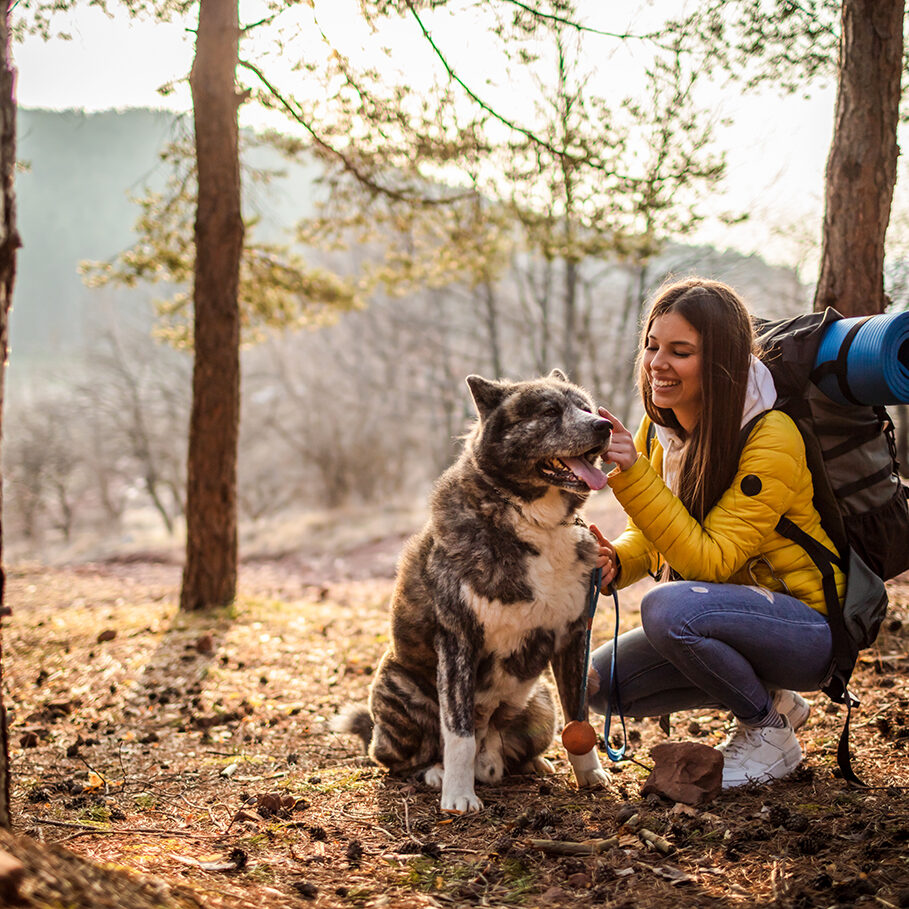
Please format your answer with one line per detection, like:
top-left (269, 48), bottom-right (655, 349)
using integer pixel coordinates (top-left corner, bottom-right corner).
top-left (609, 411), bottom-right (804, 583)
top-left (610, 418), bottom-right (661, 588)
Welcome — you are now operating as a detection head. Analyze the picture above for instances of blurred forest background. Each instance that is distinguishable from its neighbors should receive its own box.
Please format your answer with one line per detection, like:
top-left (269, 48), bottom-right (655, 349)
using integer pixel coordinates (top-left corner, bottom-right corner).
top-left (6, 98), bottom-right (909, 566)
top-left (4, 106), bottom-right (820, 564)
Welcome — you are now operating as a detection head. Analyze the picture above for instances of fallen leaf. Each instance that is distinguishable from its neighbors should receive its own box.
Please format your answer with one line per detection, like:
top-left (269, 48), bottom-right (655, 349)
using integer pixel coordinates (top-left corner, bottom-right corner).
top-left (650, 863), bottom-right (695, 885)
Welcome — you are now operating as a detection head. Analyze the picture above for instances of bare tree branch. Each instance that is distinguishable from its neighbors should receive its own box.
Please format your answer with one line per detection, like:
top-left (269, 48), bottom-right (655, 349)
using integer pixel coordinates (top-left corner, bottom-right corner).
top-left (239, 57), bottom-right (473, 207)
top-left (496, 0), bottom-right (670, 46)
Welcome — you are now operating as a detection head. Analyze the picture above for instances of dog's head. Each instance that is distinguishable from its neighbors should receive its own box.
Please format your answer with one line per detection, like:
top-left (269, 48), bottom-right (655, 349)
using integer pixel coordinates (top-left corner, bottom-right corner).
top-left (464, 369), bottom-right (612, 501)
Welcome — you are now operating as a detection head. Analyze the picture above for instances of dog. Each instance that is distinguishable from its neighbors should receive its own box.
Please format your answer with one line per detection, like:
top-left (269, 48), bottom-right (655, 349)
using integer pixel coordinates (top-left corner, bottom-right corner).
top-left (333, 369), bottom-right (613, 813)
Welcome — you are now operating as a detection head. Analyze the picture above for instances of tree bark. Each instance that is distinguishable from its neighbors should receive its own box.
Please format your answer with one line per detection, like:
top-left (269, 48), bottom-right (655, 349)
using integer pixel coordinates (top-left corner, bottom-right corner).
top-left (814, 0), bottom-right (904, 316)
top-left (181, 0), bottom-right (243, 610)
top-left (0, 2), bottom-right (17, 829)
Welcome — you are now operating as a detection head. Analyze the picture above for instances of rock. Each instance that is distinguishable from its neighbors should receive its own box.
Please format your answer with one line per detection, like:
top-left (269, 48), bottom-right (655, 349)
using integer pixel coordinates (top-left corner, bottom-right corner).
top-left (641, 742), bottom-right (723, 806)
top-left (195, 634), bottom-right (214, 654)
top-left (97, 629), bottom-right (117, 643)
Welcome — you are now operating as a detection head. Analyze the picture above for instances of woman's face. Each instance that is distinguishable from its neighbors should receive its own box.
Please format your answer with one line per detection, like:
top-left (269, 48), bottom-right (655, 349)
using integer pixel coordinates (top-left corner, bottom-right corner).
top-left (643, 310), bottom-right (703, 430)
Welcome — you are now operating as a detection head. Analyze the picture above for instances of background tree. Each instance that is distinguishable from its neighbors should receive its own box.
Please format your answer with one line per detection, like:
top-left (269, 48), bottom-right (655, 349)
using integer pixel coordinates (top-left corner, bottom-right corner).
top-left (815, 0), bottom-right (903, 316)
top-left (663, 0), bottom-right (905, 317)
top-left (0, 0), bottom-right (18, 830)
top-left (179, 0), bottom-right (244, 610)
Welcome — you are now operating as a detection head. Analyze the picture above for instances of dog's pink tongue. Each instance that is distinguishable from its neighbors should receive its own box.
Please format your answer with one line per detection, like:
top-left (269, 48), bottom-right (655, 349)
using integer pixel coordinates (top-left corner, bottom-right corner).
top-left (562, 457), bottom-right (608, 491)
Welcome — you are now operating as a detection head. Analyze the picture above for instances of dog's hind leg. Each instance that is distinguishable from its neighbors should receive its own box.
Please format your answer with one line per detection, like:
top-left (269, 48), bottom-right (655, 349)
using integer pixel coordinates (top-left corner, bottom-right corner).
top-left (420, 764), bottom-right (444, 790)
top-left (475, 727), bottom-right (505, 784)
top-left (367, 657), bottom-right (442, 775)
top-left (497, 680), bottom-right (558, 772)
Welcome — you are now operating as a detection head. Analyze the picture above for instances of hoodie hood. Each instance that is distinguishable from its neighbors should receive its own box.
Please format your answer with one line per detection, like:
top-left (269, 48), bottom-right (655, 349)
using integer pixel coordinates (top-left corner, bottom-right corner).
top-left (654, 355), bottom-right (777, 492)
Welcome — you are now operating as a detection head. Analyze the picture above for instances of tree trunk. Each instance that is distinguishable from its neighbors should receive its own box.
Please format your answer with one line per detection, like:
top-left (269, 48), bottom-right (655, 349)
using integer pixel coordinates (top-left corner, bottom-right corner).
top-left (181, 0), bottom-right (243, 611)
top-left (481, 280), bottom-right (503, 378)
top-left (563, 258), bottom-right (578, 378)
top-left (814, 0), bottom-right (903, 316)
top-left (0, 2), bottom-right (17, 829)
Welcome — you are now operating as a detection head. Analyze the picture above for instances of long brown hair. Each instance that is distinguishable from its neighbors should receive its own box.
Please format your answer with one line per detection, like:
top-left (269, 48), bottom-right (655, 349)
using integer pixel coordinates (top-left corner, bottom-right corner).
top-left (639, 278), bottom-right (756, 523)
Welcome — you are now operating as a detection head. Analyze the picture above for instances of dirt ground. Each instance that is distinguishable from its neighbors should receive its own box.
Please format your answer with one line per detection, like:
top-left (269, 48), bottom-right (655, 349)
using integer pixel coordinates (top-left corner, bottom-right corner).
top-left (3, 498), bottom-right (909, 908)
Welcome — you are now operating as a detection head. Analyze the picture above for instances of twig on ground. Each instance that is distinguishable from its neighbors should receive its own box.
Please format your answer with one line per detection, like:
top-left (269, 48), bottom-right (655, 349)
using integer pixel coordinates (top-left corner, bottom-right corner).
top-left (529, 837), bottom-right (619, 855)
top-left (29, 816), bottom-right (219, 840)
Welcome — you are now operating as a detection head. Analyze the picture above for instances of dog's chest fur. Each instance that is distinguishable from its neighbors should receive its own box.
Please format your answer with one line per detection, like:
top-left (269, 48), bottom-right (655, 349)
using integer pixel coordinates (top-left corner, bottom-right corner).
top-left (464, 509), bottom-right (589, 657)
top-left (443, 487), bottom-right (590, 709)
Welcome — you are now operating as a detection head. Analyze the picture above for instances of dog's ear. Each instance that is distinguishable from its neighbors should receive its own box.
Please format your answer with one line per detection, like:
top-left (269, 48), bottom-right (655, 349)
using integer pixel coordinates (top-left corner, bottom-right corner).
top-left (549, 368), bottom-right (569, 382)
top-left (466, 375), bottom-right (508, 419)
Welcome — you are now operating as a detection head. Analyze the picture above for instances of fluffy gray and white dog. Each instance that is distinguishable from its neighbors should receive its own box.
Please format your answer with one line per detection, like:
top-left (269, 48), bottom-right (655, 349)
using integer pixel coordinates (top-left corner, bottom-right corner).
top-left (334, 369), bottom-right (613, 813)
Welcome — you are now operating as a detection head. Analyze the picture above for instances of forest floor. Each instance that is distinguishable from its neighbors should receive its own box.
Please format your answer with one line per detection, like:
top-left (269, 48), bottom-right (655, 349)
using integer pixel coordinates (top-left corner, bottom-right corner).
top-left (3, 496), bottom-right (909, 909)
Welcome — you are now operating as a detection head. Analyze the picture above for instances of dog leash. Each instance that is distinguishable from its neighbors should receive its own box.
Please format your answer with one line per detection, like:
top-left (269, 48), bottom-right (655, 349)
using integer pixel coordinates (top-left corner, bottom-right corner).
top-left (570, 566), bottom-right (627, 762)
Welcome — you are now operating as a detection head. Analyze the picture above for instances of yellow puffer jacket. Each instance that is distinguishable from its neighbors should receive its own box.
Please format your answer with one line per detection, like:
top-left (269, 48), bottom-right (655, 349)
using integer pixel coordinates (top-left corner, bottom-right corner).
top-left (609, 410), bottom-right (846, 614)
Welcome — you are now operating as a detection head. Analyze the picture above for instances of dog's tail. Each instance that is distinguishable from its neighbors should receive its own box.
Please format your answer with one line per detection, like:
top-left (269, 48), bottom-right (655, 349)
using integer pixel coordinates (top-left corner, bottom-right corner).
top-left (330, 704), bottom-right (374, 752)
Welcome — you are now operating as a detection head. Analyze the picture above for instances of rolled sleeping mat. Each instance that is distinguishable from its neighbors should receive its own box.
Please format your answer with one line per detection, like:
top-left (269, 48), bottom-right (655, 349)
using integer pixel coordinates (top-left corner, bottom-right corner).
top-left (812, 311), bottom-right (909, 405)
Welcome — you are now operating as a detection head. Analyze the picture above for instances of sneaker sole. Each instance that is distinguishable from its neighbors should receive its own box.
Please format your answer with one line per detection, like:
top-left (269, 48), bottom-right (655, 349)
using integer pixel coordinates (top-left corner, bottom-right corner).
top-left (722, 744), bottom-right (803, 789)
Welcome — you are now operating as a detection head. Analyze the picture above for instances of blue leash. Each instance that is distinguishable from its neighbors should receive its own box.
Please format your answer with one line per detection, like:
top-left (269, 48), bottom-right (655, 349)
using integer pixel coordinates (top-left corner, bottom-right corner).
top-left (579, 566), bottom-right (627, 762)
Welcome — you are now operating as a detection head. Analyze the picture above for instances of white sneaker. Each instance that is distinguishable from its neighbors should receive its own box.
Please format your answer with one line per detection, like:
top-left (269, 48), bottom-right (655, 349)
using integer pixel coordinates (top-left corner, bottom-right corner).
top-left (771, 689), bottom-right (810, 730)
top-left (718, 718), bottom-right (802, 789)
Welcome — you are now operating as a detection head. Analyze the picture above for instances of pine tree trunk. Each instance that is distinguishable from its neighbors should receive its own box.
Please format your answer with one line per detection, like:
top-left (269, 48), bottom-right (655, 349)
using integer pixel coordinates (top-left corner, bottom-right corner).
top-left (181, 0), bottom-right (243, 611)
top-left (0, 3), bottom-right (18, 829)
top-left (814, 0), bottom-right (903, 316)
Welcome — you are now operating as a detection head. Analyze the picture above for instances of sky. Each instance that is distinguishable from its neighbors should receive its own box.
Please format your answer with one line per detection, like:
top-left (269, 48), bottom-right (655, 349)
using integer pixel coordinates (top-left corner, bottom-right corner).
top-left (9, 0), bottom-right (842, 267)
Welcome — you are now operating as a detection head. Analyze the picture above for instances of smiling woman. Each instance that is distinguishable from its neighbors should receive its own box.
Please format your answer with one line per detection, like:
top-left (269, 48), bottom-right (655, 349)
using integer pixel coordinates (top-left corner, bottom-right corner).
top-left (643, 309), bottom-right (703, 433)
top-left (589, 277), bottom-right (847, 790)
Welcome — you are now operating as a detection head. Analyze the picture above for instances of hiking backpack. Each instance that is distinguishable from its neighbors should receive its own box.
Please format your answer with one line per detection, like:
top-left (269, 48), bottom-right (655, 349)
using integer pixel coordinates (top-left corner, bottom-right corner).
top-left (755, 309), bottom-right (909, 783)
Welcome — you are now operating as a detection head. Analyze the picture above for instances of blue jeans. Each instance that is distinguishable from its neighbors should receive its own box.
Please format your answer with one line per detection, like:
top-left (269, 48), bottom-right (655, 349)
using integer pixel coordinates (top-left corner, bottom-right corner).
top-left (589, 582), bottom-right (834, 726)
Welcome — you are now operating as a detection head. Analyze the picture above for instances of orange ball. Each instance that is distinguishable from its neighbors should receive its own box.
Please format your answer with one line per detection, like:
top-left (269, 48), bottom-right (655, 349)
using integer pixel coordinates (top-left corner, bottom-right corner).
top-left (561, 720), bottom-right (597, 755)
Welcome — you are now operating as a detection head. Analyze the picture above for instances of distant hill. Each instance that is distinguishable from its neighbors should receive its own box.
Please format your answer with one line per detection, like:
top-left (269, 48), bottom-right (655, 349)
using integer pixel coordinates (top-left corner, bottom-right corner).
top-left (9, 107), bottom-right (321, 393)
top-left (13, 109), bottom-right (178, 374)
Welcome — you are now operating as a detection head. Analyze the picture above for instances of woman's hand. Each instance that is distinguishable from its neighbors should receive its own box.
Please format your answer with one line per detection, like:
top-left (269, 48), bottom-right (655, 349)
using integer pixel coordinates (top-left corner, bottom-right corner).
top-left (589, 523), bottom-right (619, 586)
top-left (598, 407), bottom-right (638, 472)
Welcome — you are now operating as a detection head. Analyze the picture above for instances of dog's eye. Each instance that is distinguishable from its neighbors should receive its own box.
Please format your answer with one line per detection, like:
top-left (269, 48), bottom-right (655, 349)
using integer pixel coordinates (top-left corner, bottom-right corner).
top-left (540, 404), bottom-right (561, 418)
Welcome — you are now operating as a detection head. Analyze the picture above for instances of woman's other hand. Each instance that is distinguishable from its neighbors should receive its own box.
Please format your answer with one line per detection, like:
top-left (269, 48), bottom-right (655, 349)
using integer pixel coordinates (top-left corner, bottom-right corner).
top-left (598, 407), bottom-right (638, 472)
top-left (589, 523), bottom-right (618, 586)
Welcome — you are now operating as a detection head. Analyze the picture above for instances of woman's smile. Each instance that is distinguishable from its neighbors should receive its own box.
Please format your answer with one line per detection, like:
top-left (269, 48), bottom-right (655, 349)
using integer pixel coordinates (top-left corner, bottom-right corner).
top-left (643, 310), bottom-right (703, 430)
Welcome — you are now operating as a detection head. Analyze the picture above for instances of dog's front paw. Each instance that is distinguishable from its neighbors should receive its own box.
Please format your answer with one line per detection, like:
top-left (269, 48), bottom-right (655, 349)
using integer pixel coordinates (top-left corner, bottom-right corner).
top-left (441, 789), bottom-right (484, 814)
top-left (574, 764), bottom-right (609, 788)
top-left (568, 747), bottom-right (608, 789)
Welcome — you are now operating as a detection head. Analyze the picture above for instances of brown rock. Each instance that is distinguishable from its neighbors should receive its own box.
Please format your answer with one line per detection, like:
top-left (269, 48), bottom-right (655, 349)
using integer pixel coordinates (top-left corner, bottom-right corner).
top-left (97, 629), bottom-right (117, 643)
top-left (641, 741), bottom-right (723, 806)
top-left (195, 633), bottom-right (214, 654)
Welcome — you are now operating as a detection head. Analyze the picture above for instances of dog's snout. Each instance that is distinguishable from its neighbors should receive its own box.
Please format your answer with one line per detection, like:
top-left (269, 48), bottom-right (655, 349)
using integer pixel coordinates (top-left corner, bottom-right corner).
top-left (594, 417), bottom-right (612, 433)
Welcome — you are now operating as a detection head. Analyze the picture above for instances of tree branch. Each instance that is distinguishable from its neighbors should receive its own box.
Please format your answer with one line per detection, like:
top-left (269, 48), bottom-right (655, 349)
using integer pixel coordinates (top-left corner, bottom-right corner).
top-left (497, 0), bottom-right (669, 45)
top-left (405, 0), bottom-right (567, 157)
top-left (238, 57), bottom-right (472, 207)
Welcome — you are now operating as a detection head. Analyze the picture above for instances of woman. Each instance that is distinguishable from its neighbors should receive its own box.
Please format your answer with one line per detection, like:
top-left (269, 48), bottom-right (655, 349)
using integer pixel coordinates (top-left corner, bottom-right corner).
top-left (589, 278), bottom-right (845, 788)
